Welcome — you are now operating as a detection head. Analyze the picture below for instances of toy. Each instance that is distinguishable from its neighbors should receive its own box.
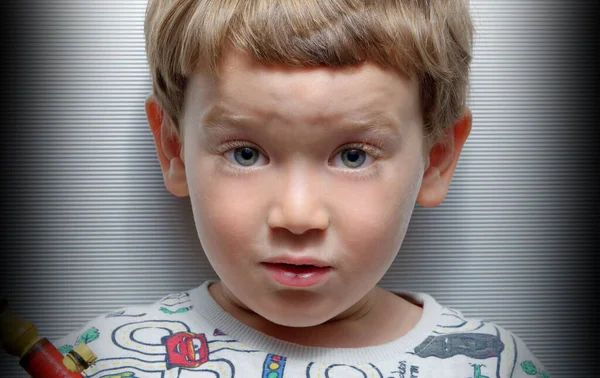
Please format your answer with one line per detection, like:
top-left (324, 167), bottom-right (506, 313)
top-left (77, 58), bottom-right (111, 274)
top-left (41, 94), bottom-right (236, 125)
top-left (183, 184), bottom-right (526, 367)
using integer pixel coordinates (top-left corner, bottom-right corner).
top-left (0, 298), bottom-right (97, 377)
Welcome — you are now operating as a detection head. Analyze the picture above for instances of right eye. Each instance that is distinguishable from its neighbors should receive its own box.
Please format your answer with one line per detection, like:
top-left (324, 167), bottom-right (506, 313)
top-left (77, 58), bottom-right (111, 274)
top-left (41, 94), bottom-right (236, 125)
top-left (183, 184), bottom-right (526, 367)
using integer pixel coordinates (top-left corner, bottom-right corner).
top-left (224, 146), bottom-right (268, 167)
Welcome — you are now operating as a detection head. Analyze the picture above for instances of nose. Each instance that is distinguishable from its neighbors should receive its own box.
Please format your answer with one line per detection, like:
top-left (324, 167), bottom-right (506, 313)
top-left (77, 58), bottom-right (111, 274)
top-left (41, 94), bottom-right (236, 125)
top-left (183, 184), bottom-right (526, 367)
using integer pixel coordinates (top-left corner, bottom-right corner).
top-left (267, 165), bottom-right (330, 235)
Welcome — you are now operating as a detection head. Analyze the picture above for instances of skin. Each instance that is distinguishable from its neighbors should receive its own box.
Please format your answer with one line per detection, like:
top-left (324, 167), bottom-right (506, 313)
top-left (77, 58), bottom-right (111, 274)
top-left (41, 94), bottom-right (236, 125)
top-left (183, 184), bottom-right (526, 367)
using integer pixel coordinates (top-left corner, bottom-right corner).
top-left (145, 48), bottom-right (472, 347)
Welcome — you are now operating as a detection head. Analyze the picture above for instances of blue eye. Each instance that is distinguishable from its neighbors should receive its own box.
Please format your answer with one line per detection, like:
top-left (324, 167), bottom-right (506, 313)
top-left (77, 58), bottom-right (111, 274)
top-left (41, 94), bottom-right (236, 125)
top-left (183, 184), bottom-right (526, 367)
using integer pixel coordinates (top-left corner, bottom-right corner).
top-left (332, 147), bottom-right (373, 169)
top-left (341, 149), bottom-right (366, 168)
top-left (223, 145), bottom-right (268, 167)
top-left (233, 147), bottom-right (260, 166)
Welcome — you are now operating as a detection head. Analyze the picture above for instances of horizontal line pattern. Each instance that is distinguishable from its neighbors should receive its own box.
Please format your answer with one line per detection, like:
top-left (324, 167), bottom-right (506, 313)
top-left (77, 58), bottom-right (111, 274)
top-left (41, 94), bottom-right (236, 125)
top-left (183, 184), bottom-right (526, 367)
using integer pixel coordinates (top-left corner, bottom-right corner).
top-left (0, 0), bottom-right (597, 377)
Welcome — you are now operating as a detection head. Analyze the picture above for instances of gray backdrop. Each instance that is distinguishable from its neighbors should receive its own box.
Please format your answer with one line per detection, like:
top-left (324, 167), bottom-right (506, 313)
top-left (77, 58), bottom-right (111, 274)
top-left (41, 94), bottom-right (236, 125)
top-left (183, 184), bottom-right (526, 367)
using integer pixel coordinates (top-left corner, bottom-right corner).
top-left (0, 1), bottom-right (597, 377)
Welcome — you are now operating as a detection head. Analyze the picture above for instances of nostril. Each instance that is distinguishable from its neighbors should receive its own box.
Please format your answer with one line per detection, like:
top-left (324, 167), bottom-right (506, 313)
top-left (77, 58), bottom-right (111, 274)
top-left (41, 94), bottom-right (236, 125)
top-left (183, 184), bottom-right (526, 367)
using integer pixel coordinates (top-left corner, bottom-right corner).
top-left (267, 203), bottom-right (330, 235)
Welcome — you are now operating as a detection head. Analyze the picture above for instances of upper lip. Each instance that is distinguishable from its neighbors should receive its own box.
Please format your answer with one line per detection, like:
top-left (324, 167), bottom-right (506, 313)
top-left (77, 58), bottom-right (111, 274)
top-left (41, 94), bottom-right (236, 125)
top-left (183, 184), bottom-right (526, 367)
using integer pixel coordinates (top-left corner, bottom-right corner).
top-left (262, 256), bottom-right (331, 268)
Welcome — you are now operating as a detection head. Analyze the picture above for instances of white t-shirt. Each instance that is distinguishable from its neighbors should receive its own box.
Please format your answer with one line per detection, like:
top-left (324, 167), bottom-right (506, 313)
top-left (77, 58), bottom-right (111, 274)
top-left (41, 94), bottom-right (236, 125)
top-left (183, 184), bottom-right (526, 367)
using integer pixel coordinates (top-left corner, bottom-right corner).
top-left (53, 281), bottom-right (549, 378)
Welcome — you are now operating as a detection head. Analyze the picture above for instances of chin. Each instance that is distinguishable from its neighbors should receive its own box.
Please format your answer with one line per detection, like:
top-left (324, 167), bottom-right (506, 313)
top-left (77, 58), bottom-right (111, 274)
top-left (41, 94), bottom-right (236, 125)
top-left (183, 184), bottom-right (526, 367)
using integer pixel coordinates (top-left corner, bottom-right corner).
top-left (254, 300), bottom-right (338, 328)
top-left (264, 313), bottom-right (330, 328)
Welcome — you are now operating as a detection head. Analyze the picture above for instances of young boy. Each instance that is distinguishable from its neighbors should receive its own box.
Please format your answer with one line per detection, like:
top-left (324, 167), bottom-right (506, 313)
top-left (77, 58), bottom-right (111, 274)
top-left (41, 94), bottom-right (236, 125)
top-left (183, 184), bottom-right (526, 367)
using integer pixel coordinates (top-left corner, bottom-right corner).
top-left (53, 0), bottom-right (549, 377)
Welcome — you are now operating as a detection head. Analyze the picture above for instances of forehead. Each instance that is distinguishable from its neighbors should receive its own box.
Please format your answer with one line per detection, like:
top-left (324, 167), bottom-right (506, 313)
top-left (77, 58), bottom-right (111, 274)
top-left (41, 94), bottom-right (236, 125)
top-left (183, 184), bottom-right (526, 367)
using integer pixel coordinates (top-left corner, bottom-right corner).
top-left (187, 49), bottom-right (421, 127)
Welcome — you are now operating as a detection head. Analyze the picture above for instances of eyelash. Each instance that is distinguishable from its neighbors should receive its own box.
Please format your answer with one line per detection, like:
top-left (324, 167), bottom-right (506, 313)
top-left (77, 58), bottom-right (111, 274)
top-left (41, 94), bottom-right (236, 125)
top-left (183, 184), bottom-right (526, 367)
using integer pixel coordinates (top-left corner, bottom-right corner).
top-left (217, 140), bottom-right (266, 159)
top-left (216, 139), bottom-right (383, 175)
top-left (333, 142), bottom-right (383, 160)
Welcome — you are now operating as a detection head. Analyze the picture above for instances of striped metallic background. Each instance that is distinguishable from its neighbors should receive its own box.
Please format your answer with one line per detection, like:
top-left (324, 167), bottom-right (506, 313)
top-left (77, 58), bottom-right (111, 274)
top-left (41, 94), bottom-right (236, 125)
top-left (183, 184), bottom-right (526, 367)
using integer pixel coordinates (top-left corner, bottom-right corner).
top-left (0, 0), bottom-right (597, 376)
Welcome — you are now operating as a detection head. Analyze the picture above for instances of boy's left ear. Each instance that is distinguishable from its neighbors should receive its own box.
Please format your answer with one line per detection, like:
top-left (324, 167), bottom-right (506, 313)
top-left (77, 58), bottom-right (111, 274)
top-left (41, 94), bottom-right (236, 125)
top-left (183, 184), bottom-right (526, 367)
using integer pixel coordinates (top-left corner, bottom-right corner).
top-left (417, 108), bottom-right (472, 207)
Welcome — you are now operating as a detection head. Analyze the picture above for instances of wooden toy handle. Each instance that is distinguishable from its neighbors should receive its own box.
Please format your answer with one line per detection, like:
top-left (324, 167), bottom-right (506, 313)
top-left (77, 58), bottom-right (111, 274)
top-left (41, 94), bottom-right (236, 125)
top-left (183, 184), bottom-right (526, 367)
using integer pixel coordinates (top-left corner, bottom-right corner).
top-left (1, 298), bottom-right (95, 378)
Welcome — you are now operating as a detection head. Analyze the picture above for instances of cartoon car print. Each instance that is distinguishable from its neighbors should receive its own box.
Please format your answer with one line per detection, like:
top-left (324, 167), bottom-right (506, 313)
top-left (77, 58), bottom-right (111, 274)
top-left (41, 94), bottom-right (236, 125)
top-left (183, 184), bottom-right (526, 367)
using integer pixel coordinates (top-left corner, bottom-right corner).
top-left (162, 332), bottom-right (209, 369)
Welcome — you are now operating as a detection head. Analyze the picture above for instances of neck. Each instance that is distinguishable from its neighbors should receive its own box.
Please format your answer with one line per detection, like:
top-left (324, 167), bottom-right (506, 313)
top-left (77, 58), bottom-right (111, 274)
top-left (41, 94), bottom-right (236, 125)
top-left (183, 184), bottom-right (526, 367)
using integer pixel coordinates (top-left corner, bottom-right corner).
top-left (208, 281), bottom-right (422, 348)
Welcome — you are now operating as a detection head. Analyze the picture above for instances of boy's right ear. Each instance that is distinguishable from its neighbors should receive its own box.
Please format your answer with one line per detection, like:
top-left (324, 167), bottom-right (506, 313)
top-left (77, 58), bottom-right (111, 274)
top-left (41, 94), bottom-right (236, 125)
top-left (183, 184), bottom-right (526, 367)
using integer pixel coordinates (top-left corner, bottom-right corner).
top-left (145, 93), bottom-right (189, 197)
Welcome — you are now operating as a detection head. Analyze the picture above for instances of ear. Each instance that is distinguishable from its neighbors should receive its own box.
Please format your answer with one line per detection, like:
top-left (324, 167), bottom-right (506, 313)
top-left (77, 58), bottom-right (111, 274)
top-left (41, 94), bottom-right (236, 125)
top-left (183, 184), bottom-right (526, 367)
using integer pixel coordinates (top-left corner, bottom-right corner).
top-left (145, 93), bottom-right (189, 197)
top-left (417, 108), bottom-right (472, 207)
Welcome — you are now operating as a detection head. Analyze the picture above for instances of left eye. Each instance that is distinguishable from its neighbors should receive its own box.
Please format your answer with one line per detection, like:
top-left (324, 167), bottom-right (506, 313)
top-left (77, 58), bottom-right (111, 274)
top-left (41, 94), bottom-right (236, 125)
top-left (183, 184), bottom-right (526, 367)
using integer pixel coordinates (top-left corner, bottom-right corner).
top-left (224, 147), bottom-right (268, 167)
top-left (331, 148), bottom-right (374, 169)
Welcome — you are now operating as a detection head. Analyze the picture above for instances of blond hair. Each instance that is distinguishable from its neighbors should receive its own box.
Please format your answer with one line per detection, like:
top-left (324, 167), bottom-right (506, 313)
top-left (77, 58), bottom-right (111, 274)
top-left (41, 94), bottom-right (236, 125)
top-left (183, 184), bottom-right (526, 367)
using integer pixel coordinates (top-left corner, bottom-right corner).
top-left (144, 0), bottom-right (473, 148)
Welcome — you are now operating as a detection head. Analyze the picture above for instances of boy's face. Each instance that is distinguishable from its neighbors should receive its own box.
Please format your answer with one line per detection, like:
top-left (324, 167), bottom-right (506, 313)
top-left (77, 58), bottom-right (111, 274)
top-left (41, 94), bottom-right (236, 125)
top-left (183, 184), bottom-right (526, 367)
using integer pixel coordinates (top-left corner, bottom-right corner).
top-left (148, 48), bottom-right (469, 328)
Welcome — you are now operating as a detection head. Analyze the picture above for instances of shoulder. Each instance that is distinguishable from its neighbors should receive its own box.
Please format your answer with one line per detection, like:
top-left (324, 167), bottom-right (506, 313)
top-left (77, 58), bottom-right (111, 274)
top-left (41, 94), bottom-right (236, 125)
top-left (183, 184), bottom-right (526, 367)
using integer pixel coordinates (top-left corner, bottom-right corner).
top-left (435, 307), bottom-right (550, 378)
top-left (410, 299), bottom-right (551, 378)
top-left (50, 286), bottom-right (254, 377)
top-left (51, 288), bottom-right (199, 356)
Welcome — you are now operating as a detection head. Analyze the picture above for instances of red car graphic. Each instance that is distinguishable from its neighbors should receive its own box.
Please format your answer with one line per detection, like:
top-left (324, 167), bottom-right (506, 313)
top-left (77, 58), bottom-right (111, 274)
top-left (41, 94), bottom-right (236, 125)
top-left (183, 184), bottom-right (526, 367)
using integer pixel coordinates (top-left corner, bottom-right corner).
top-left (162, 332), bottom-right (209, 369)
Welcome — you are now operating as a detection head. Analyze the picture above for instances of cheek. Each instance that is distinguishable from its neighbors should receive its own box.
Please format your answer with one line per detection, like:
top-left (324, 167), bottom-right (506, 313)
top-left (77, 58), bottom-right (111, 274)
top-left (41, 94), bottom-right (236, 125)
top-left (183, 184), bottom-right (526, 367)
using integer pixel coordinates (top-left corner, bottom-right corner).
top-left (332, 168), bottom-right (421, 267)
top-left (185, 162), bottom-right (265, 262)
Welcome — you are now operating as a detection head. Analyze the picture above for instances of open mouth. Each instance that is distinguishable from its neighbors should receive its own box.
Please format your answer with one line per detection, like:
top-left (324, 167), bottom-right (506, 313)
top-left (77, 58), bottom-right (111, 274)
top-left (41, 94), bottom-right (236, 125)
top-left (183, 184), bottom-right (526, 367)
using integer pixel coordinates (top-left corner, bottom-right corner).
top-left (262, 262), bottom-right (332, 281)
top-left (263, 263), bottom-right (330, 274)
top-left (262, 262), bottom-right (333, 287)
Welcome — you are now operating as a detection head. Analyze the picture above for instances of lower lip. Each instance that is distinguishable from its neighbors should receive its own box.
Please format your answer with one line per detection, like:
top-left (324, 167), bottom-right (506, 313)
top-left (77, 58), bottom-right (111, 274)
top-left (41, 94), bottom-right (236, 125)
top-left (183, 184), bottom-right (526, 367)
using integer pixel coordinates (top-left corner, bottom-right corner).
top-left (262, 263), bottom-right (332, 288)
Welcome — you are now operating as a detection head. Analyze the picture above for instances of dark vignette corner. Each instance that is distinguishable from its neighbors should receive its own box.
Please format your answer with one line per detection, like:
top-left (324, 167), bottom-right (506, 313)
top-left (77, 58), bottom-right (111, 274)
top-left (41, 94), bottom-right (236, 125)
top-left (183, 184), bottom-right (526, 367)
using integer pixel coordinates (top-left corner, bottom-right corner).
top-left (570, 0), bottom-right (599, 370)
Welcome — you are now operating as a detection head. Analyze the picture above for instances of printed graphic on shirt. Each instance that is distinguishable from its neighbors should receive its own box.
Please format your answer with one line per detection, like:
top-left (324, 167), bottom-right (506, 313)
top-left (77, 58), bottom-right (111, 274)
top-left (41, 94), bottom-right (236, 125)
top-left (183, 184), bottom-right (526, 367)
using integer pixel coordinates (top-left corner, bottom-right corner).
top-left (262, 354), bottom-right (286, 378)
top-left (52, 290), bottom-right (545, 378)
top-left (413, 333), bottom-right (505, 359)
top-left (521, 360), bottom-right (550, 378)
top-left (163, 332), bottom-right (209, 369)
top-left (390, 360), bottom-right (420, 378)
top-left (305, 362), bottom-right (384, 378)
top-left (106, 310), bottom-right (147, 318)
top-left (80, 319), bottom-right (261, 378)
top-left (159, 292), bottom-right (193, 315)
top-left (470, 363), bottom-right (490, 378)
top-left (58, 327), bottom-right (100, 354)
top-left (99, 373), bottom-right (136, 378)
top-left (408, 310), bottom-right (522, 378)
top-left (434, 312), bottom-right (486, 333)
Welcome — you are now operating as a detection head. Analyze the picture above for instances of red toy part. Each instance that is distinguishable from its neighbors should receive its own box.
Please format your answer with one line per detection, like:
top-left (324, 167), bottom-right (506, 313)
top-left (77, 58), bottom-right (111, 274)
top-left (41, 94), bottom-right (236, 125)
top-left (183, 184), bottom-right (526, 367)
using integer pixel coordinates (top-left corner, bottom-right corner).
top-left (20, 338), bottom-right (83, 378)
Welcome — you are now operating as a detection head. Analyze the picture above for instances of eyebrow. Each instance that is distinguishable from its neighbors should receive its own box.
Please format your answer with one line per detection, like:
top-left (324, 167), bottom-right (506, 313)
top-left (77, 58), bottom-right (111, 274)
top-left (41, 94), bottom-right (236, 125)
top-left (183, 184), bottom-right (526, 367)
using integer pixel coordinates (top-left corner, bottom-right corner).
top-left (200, 105), bottom-right (402, 138)
top-left (201, 105), bottom-right (260, 132)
